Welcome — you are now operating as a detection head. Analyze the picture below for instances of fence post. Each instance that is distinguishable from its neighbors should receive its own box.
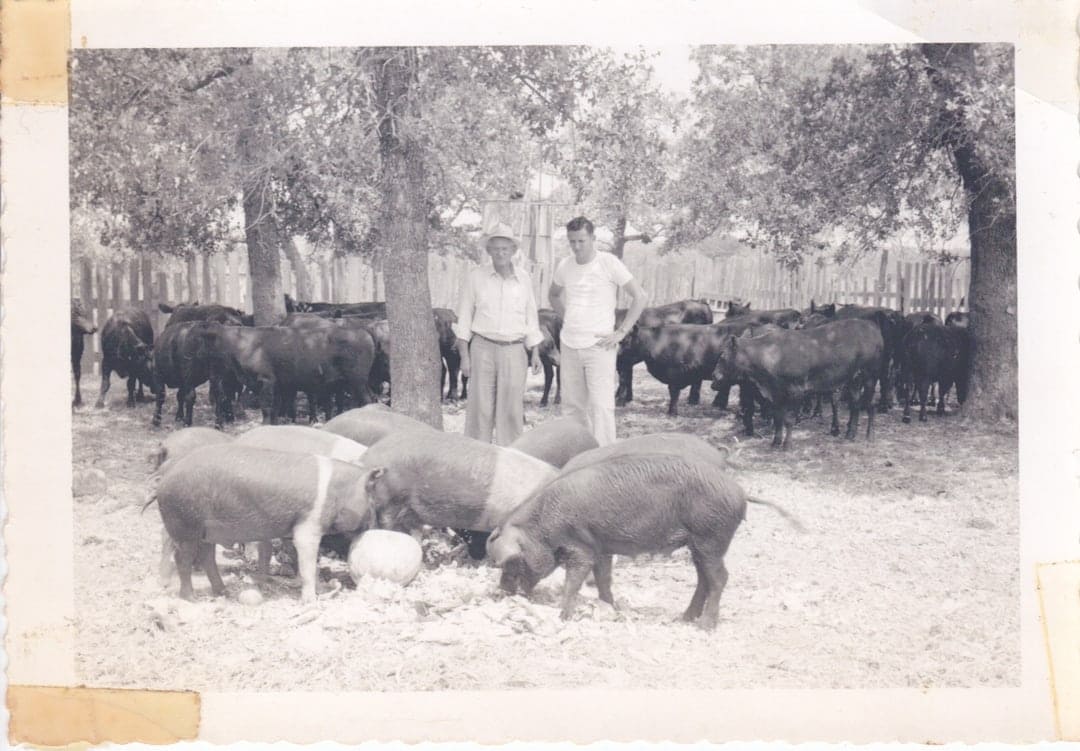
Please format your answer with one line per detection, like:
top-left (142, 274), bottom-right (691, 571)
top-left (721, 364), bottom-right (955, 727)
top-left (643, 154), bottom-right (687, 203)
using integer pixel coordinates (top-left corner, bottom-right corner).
top-left (79, 258), bottom-right (94, 376)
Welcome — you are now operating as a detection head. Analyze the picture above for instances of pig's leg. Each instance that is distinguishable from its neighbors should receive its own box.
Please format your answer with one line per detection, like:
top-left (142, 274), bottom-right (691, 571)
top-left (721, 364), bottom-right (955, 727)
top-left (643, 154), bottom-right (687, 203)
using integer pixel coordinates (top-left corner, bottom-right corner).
top-left (682, 550), bottom-right (709, 622)
top-left (293, 522), bottom-right (322, 603)
top-left (829, 391), bottom-right (841, 436)
top-left (159, 528), bottom-right (178, 588)
top-left (666, 384), bottom-right (680, 417)
top-left (253, 541), bottom-right (273, 582)
top-left (201, 543), bottom-right (226, 597)
top-left (695, 551), bottom-right (729, 631)
top-left (175, 539), bottom-right (199, 601)
top-left (593, 554), bottom-right (616, 608)
top-left (559, 550), bottom-right (594, 620)
top-left (687, 380), bottom-right (702, 406)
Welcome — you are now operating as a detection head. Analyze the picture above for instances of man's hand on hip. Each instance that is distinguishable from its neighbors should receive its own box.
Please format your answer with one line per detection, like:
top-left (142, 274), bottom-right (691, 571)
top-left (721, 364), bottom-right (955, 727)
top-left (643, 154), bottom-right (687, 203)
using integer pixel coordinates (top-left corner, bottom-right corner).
top-left (595, 329), bottom-right (627, 350)
top-left (530, 350), bottom-right (542, 375)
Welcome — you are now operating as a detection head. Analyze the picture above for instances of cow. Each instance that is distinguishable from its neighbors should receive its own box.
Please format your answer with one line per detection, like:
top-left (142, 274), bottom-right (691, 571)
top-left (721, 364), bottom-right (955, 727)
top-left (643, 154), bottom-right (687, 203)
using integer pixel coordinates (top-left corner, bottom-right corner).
top-left (158, 302), bottom-right (250, 327)
top-left (714, 318), bottom-right (884, 449)
top-left (434, 307), bottom-right (467, 401)
top-left (71, 300), bottom-right (97, 408)
top-left (97, 307), bottom-right (155, 408)
top-left (725, 301), bottom-right (804, 329)
top-left (152, 321), bottom-right (217, 427)
top-left (945, 311), bottom-right (969, 329)
top-left (899, 320), bottom-right (972, 423)
top-left (198, 321), bottom-right (377, 426)
top-left (537, 309), bottom-right (562, 407)
top-left (283, 294), bottom-right (386, 319)
top-left (629, 320), bottom-right (774, 425)
top-left (615, 299), bottom-right (714, 407)
top-left (827, 304), bottom-right (905, 413)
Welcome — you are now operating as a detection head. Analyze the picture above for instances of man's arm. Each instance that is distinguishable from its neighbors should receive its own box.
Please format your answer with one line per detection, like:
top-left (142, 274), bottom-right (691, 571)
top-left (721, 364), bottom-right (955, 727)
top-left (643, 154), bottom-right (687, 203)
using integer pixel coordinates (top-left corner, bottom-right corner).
top-left (548, 283), bottom-right (566, 318)
top-left (452, 272), bottom-right (477, 378)
top-left (596, 278), bottom-right (648, 349)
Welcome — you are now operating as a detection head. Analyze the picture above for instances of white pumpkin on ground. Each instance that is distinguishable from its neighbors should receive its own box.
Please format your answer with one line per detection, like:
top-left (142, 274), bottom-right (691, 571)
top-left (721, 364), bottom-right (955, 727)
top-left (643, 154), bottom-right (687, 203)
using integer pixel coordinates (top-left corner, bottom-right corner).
top-left (348, 530), bottom-right (423, 586)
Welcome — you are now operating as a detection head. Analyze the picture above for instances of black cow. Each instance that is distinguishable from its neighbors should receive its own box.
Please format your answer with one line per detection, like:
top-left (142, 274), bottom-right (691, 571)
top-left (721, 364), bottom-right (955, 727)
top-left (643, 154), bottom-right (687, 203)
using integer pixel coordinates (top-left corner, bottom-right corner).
top-left (434, 308), bottom-right (467, 401)
top-left (828, 304), bottom-right (904, 413)
top-left (616, 299), bottom-right (714, 406)
top-left (899, 321), bottom-right (971, 423)
top-left (945, 311), bottom-right (969, 329)
top-left (715, 319), bottom-right (884, 449)
top-left (152, 321), bottom-right (216, 427)
top-left (200, 322), bottom-right (376, 426)
top-left (537, 309), bottom-right (562, 407)
top-left (283, 294), bottom-right (386, 319)
top-left (71, 300), bottom-right (97, 408)
top-left (629, 321), bottom-right (762, 419)
top-left (97, 307), bottom-right (155, 408)
top-left (725, 301), bottom-right (804, 329)
top-left (159, 302), bottom-right (250, 327)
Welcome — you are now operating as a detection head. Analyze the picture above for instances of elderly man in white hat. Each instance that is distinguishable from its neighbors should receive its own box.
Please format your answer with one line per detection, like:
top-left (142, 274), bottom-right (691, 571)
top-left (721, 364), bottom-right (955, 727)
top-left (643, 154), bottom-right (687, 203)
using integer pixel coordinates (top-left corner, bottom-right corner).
top-left (453, 222), bottom-right (543, 445)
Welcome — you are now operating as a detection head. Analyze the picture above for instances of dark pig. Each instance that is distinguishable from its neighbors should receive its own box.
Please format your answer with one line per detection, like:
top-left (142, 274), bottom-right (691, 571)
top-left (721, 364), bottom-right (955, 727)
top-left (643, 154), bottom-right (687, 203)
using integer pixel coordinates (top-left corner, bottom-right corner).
top-left (147, 444), bottom-right (374, 602)
top-left (487, 449), bottom-right (749, 629)
top-left (509, 417), bottom-right (599, 468)
top-left (159, 302), bottom-right (247, 328)
top-left (97, 306), bottom-right (156, 408)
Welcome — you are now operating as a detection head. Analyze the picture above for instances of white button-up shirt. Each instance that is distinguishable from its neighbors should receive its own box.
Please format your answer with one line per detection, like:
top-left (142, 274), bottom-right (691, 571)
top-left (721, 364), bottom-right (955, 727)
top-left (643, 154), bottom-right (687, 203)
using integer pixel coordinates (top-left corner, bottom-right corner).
top-left (453, 265), bottom-right (544, 349)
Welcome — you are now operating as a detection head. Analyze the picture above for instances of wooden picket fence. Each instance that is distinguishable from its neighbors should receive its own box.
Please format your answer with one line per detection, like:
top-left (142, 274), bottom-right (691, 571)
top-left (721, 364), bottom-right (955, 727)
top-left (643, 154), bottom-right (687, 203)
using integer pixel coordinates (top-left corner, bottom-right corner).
top-left (72, 247), bottom-right (969, 376)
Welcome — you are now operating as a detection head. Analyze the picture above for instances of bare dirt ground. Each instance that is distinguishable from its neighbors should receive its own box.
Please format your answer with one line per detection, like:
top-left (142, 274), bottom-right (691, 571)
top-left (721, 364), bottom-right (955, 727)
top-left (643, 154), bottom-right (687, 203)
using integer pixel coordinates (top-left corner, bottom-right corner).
top-left (72, 370), bottom-right (1019, 691)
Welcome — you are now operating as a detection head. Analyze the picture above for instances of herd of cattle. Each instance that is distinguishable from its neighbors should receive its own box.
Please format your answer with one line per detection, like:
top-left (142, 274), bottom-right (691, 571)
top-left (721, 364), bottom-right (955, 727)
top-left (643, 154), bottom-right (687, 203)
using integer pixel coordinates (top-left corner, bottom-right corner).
top-left (147, 408), bottom-right (800, 628)
top-left (71, 292), bottom-right (971, 450)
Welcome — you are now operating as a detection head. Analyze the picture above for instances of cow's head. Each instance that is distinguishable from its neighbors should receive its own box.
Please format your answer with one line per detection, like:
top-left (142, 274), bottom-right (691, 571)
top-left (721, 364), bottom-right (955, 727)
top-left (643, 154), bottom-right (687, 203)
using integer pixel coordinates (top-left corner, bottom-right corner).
top-left (725, 301), bottom-right (751, 318)
top-left (809, 301), bottom-right (836, 318)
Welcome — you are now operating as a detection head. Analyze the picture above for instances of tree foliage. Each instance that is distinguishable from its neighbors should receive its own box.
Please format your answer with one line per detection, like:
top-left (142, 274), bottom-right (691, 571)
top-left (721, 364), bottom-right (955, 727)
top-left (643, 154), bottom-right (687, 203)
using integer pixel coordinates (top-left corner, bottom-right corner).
top-left (671, 45), bottom-right (1013, 269)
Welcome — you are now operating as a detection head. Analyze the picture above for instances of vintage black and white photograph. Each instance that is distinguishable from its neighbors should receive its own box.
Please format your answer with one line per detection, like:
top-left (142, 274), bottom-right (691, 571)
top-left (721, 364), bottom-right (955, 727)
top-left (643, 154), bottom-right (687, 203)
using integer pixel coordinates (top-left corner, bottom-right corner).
top-left (64, 42), bottom-right (1019, 695)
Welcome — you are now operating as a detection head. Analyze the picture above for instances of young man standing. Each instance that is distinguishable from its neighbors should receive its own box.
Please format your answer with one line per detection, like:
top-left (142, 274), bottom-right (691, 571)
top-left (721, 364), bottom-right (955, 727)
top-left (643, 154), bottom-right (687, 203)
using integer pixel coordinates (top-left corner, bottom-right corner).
top-left (549, 216), bottom-right (648, 446)
top-left (453, 223), bottom-right (543, 446)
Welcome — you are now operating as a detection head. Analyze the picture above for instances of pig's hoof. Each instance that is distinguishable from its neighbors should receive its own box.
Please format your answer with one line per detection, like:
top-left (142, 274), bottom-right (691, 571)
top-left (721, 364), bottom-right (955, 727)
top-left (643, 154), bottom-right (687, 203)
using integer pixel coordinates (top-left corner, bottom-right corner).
top-left (695, 617), bottom-right (718, 631)
top-left (902, 415), bottom-right (911, 424)
top-left (559, 609), bottom-right (575, 621)
top-left (830, 427), bottom-right (841, 436)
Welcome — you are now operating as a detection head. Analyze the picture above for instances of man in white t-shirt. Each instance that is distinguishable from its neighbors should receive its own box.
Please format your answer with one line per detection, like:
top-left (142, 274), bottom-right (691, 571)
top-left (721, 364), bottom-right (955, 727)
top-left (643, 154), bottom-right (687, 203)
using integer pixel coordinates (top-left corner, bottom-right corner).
top-left (549, 216), bottom-right (648, 446)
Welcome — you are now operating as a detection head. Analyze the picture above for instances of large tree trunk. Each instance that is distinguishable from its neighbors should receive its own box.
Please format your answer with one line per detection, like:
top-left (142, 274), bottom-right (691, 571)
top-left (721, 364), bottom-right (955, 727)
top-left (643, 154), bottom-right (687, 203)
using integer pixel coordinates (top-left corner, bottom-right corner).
top-left (242, 187), bottom-right (286, 326)
top-left (611, 215), bottom-right (628, 259)
top-left (922, 43), bottom-right (1017, 421)
top-left (283, 235), bottom-right (313, 302)
top-left (373, 47), bottom-right (443, 429)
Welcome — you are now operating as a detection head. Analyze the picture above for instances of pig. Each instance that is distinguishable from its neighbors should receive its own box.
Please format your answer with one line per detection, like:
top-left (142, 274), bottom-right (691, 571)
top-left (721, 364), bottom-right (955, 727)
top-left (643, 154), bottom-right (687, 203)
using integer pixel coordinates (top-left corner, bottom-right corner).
top-left (361, 430), bottom-right (558, 555)
top-left (235, 424), bottom-right (367, 463)
top-left (323, 404), bottom-right (434, 445)
top-left (147, 444), bottom-right (374, 602)
top-left (154, 426), bottom-right (232, 473)
top-left (487, 446), bottom-right (749, 630)
top-left (561, 432), bottom-right (731, 473)
top-left (509, 417), bottom-right (599, 469)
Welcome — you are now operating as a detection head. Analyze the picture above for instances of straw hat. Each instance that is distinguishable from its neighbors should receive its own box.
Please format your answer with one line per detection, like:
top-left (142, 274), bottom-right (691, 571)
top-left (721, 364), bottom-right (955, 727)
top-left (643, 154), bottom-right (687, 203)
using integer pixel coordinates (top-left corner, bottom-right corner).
top-left (483, 222), bottom-right (519, 248)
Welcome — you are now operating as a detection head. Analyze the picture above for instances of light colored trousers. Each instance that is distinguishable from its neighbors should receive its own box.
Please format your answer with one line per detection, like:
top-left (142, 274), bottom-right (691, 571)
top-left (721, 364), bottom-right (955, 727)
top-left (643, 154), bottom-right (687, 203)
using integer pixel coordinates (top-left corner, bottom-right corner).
top-left (464, 335), bottom-right (527, 446)
top-left (560, 343), bottom-right (618, 446)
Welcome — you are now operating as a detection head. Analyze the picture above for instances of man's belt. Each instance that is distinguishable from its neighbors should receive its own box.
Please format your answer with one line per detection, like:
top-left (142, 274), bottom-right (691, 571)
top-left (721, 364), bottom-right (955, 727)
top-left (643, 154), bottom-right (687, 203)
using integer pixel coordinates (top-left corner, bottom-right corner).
top-left (473, 333), bottom-right (525, 346)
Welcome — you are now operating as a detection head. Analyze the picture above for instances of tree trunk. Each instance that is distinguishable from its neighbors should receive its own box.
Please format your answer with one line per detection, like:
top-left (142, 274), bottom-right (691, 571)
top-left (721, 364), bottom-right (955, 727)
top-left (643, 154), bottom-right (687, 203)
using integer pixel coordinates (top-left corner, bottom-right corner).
top-left (922, 43), bottom-right (1016, 421)
top-left (611, 215), bottom-right (628, 259)
top-left (242, 187), bottom-right (286, 326)
top-left (283, 235), bottom-right (313, 301)
top-left (372, 47), bottom-right (443, 429)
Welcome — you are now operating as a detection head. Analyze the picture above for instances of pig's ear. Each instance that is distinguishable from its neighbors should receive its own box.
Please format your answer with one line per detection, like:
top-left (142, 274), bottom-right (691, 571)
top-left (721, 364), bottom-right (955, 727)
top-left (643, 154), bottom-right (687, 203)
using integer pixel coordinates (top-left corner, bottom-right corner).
top-left (487, 527), bottom-right (522, 566)
top-left (365, 467), bottom-right (386, 486)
